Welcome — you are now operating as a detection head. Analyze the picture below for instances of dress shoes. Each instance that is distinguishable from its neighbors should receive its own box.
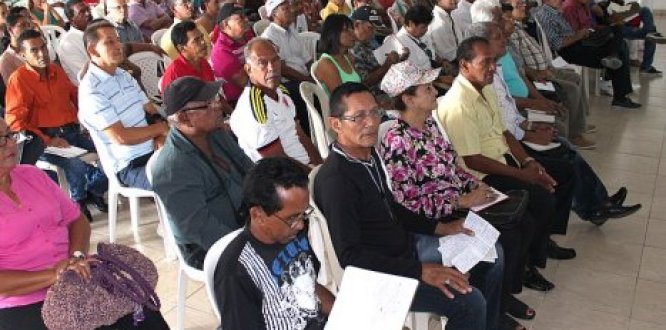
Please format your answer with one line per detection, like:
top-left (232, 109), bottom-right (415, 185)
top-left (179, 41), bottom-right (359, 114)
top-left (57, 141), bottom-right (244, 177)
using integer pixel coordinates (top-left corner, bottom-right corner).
top-left (524, 267), bottom-right (554, 292)
top-left (547, 239), bottom-right (576, 260)
top-left (609, 187), bottom-right (627, 206)
top-left (587, 204), bottom-right (642, 226)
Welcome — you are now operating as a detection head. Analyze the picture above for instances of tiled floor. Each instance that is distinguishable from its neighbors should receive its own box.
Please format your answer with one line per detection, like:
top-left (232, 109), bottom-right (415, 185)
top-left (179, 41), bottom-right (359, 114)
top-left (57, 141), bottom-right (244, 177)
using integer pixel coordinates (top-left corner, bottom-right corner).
top-left (88, 21), bottom-right (666, 330)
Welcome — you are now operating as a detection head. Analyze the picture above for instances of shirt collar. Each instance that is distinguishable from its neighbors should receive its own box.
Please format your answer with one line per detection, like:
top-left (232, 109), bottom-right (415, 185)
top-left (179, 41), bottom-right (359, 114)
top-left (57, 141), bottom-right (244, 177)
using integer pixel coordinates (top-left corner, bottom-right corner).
top-left (455, 74), bottom-right (491, 103)
top-left (23, 63), bottom-right (57, 81)
top-left (433, 6), bottom-right (452, 19)
top-left (87, 62), bottom-right (123, 82)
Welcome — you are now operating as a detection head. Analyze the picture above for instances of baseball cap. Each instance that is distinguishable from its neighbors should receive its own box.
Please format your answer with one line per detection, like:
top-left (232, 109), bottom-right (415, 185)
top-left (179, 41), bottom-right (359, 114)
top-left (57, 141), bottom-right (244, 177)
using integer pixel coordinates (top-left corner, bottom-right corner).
top-left (163, 77), bottom-right (223, 116)
top-left (217, 3), bottom-right (244, 23)
top-left (380, 61), bottom-right (441, 97)
top-left (350, 5), bottom-right (385, 27)
top-left (265, 0), bottom-right (287, 17)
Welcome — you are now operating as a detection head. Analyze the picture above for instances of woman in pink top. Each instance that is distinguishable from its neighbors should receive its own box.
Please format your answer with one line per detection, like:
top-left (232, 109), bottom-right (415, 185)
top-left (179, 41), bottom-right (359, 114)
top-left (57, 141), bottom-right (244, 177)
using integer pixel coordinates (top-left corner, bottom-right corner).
top-left (0, 119), bottom-right (168, 329)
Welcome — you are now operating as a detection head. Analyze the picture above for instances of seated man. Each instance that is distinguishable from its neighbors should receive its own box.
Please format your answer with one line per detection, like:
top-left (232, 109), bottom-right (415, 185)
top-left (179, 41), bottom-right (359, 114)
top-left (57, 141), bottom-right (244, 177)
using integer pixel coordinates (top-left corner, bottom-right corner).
top-left (215, 157), bottom-right (335, 329)
top-left (159, 0), bottom-right (211, 59)
top-left (5, 29), bottom-right (108, 220)
top-left (152, 77), bottom-right (253, 269)
top-left (533, 0), bottom-right (640, 108)
top-left (320, 0), bottom-right (351, 21)
top-left (0, 13), bottom-right (32, 85)
top-left (428, 0), bottom-right (463, 63)
top-left (128, 0), bottom-right (172, 40)
top-left (159, 21), bottom-right (214, 91)
top-left (230, 38), bottom-right (322, 171)
top-left (105, 0), bottom-right (146, 43)
top-left (438, 37), bottom-right (576, 290)
top-left (314, 82), bottom-right (502, 330)
top-left (261, 0), bottom-right (313, 133)
top-left (451, 0), bottom-right (473, 37)
top-left (78, 20), bottom-right (169, 190)
top-left (210, 3), bottom-right (251, 105)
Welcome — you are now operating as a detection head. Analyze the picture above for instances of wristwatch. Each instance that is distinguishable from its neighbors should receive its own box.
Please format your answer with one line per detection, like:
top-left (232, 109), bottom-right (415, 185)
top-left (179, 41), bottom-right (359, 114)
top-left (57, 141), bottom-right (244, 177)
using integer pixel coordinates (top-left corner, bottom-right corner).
top-left (71, 250), bottom-right (86, 260)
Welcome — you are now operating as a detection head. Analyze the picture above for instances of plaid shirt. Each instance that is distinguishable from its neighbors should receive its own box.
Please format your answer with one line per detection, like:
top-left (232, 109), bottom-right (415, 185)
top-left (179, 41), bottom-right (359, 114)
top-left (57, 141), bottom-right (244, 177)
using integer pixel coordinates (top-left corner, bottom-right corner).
top-left (531, 4), bottom-right (575, 51)
top-left (509, 23), bottom-right (550, 71)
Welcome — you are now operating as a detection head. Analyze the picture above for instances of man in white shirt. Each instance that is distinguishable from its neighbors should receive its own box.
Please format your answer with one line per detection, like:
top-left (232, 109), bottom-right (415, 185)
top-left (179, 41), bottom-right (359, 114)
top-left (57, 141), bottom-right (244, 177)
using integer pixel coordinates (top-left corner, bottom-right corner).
top-left (230, 38), bottom-right (321, 171)
top-left (261, 0), bottom-right (313, 133)
top-left (57, 0), bottom-right (92, 84)
top-left (451, 0), bottom-right (473, 37)
top-left (428, 0), bottom-right (463, 62)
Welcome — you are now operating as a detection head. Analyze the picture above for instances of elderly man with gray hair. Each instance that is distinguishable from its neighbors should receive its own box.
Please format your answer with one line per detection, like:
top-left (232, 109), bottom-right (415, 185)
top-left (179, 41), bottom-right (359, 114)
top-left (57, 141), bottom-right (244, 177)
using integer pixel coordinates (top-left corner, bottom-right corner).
top-left (230, 38), bottom-right (322, 172)
top-left (152, 76), bottom-right (252, 269)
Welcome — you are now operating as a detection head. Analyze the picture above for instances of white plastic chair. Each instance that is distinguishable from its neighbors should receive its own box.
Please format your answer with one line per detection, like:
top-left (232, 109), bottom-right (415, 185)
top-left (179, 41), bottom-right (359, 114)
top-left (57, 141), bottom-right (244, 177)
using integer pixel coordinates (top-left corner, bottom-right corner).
top-left (299, 82), bottom-right (331, 159)
top-left (203, 228), bottom-right (243, 322)
top-left (88, 133), bottom-right (156, 244)
top-left (258, 5), bottom-right (268, 20)
top-left (146, 150), bottom-right (206, 330)
top-left (299, 31), bottom-right (320, 62)
top-left (253, 19), bottom-right (270, 36)
top-left (40, 25), bottom-right (66, 62)
top-left (36, 160), bottom-right (69, 194)
top-left (127, 52), bottom-right (172, 104)
top-left (151, 28), bottom-right (168, 46)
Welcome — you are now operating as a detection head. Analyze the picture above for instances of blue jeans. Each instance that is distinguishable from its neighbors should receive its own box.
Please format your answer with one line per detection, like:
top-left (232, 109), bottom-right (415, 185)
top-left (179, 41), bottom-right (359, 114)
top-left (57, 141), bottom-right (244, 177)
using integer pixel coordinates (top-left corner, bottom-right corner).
top-left (116, 152), bottom-right (153, 190)
top-left (622, 7), bottom-right (657, 70)
top-left (39, 130), bottom-right (108, 201)
top-left (414, 234), bottom-right (503, 330)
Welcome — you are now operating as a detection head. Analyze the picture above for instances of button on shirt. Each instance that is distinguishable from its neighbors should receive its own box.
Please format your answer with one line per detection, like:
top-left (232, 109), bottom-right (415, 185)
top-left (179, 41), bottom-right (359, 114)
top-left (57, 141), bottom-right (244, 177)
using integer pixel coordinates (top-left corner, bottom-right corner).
top-left (437, 75), bottom-right (509, 179)
top-left (261, 23), bottom-right (311, 76)
top-left (230, 85), bottom-right (310, 165)
top-left (532, 4), bottom-right (575, 51)
top-left (129, 0), bottom-right (167, 39)
top-left (56, 27), bottom-right (88, 85)
top-left (0, 165), bottom-right (80, 308)
top-left (78, 64), bottom-right (153, 173)
top-left (428, 6), bottom-right (462, 62)
top-left (5, 64), bottom-right (78, 144)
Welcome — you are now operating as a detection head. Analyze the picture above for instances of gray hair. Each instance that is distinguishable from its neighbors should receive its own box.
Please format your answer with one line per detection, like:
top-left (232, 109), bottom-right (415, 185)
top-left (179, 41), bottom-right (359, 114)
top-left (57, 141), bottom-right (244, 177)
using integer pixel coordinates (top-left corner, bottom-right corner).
top-left (470, 0), bottom-right (499, 24)
top-left (466, 22), bottom-right (501, 40)
top-left (243, 37), bottom-right (279, 63)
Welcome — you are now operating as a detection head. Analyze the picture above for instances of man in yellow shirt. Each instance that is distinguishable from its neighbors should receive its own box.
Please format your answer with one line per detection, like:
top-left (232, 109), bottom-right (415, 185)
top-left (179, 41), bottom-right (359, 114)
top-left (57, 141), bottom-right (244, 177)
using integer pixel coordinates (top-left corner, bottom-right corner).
top-left (438, 36), bottom-right (576, 293)
top-left (320, 0), bottom-right (351, 21)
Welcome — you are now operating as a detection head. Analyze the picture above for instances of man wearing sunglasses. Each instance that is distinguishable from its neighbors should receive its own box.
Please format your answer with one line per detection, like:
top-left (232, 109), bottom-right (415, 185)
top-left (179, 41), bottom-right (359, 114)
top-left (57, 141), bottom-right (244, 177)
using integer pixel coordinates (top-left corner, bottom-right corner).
top-left (214, 157), bottom-right (335, 330)
top-left (152, 76), bottom-right (253, 269)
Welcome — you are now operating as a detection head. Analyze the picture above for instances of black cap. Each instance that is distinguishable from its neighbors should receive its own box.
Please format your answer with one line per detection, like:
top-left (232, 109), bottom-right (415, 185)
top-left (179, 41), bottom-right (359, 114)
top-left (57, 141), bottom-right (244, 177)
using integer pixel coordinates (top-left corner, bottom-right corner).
top-left (350, 5), bottom-right (385, 27)
top-left (163, 77), bottom-right (222, 116)
top-left (217, 3), bottom-right (244, 24)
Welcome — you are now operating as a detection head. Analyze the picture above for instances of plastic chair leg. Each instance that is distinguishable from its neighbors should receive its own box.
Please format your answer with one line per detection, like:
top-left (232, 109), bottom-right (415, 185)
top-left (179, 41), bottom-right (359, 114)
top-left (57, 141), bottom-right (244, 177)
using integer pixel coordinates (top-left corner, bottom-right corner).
top-left (176, 267), bottom-right (188, 330)
top-left (108, 190), bottom-right (119, 243)
top-left (129, 196), bottom-right (141, 243)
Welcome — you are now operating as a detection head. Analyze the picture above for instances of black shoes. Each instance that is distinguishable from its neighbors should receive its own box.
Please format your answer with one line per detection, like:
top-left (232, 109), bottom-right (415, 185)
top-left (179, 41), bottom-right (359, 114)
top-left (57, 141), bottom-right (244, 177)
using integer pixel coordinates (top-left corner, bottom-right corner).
top-left (524, 267), bottom-right (555, 292)
top-left (612, 97), bottom-right (642, 109)
top-left (77, 200), bottom-right (93, 222)
top-left (87, 193), bottom-right (109, 213)
top-left (547, 239), bottom-right (576, 260)
top-left (586, 204), bottom-right (642, 226)
top-left (609, 187), bottom-right (628, 206)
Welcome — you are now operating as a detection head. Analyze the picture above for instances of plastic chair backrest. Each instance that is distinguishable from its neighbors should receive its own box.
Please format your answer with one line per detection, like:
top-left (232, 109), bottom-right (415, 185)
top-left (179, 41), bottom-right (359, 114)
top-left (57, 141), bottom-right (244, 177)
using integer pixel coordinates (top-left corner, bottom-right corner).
top-left (299, 31), bottom-right (320, 62)
top-left (127, 51), bottom-right (171, 104)
top-left (258, 5), bottom-right (268, 20)
top-left (299, 82), bottom-right (331, 159)
top-left (87, 131), bottom-right (126, 190)
top-left (377, 119), bottom-right (398, 150)
top-left (386, 7), bottom-right (400, 34)
top-left (146, 149), bottom-right (181, 255)
top-left (307, 165), bottom-right (344, 294)
top-left (534, 17), bottom-right (554, 63)
top-left (253, 19), bottom-right (270, 36)
top-left (203, 228), bottom-right (243, 321)
top-left (309, 58), bottom-right (326, 94)
top-left (40, 25), bottom-right (66, 62)
top-left (151, 28), bottom-right (168, 46)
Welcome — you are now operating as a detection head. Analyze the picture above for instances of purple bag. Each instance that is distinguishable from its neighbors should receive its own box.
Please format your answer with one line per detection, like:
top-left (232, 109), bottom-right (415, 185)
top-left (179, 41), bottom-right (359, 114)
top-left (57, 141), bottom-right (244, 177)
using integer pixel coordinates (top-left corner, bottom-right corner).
top-left (41, 243), bottom-right (160, 330)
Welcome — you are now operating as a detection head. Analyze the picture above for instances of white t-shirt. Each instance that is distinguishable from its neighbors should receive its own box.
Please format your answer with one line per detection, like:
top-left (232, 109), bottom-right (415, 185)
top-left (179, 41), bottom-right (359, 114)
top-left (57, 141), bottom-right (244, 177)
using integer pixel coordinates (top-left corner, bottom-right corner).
top-left (230, 85), bottom-right (310, 165)
top-left (261, 22), bottom-right (311, 76)
top-left (428, 6), bottom-right (462, 62)
top-left (56, 27), bottom-right (87, 86)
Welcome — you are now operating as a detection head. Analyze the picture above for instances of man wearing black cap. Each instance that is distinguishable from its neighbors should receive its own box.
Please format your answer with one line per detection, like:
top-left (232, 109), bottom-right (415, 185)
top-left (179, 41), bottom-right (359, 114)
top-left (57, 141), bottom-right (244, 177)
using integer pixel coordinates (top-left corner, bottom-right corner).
top-left (350, 5), bottom-right (407, 96)
top-left (152, 76), bottom-right (253, 269)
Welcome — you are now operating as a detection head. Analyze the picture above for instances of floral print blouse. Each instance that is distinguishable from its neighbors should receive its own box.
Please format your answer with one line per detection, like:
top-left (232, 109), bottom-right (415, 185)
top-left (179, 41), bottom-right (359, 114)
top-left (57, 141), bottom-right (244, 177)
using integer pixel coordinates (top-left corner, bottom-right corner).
top-left (379, 116), bottom-right (479, 219)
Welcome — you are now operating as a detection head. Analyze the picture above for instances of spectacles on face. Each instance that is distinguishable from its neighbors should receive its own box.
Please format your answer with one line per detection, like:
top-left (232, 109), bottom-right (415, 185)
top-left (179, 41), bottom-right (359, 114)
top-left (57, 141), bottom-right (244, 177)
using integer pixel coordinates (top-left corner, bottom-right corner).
top-left (272, 206), bottom-right (314, 229)
top-left (182, 96), bottom-right (223, 111)
top-left (0, 131), bottom-right (19, 147)
top-left (338, 109), bottom-right (384, 123)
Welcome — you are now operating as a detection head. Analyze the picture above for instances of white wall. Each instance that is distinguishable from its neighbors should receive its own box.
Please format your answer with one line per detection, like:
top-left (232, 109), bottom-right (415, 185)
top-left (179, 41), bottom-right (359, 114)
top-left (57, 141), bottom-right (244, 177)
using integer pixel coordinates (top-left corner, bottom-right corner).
top-left (641, 0), bottom-right (666, 11)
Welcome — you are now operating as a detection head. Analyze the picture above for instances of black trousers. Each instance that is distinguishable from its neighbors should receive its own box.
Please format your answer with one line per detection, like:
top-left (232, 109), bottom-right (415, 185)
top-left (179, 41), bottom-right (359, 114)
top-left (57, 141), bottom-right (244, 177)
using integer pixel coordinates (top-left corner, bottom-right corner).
top-left (558, 25), bottom-right (633, 98)
top-left (0, 302), bottom-right (169, 330)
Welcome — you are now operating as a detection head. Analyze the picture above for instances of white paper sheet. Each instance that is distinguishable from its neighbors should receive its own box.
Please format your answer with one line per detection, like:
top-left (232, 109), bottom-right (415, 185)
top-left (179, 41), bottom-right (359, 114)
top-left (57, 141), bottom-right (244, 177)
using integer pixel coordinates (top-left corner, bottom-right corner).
top-left (44, 146), bottom-right (88, 158)
top-left (373, 37), bottom-right (406, 65)
top-left (533, 81), bottom-right (556, 92)
top-left (438, 212), bottom-right (499, 273)
top-left (325, 267), bottom-right (419, 330)
top-left (470, 187), bottom-right (508, 212)
top-left (551, 56), bottom-right (570, 69)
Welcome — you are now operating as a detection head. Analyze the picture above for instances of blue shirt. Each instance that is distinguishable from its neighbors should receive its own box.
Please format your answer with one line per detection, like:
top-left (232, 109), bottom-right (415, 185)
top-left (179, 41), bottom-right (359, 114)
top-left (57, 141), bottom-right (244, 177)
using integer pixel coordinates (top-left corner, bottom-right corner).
top-left (78, 64), bottom-right (153, 173)
top-left (497, 52), bottom-right (529, 98)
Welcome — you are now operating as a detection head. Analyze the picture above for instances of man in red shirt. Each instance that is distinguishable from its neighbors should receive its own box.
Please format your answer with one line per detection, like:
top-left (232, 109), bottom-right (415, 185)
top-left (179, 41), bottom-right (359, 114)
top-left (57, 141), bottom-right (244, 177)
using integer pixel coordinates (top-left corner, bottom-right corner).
top-left (160, 20), bottom-right (213, 90)
top-left (5, 30), bottom-right (107, 220)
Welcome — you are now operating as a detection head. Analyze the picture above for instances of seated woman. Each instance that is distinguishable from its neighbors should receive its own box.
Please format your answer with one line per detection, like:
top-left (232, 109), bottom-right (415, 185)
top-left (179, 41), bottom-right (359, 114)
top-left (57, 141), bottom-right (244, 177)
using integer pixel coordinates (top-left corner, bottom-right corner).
top-left (0, 119), bottom-right (168, 329)
top-left (378, 62), bottom-right (535, 330)
top-left (314, 14), bottom-right (361, 96)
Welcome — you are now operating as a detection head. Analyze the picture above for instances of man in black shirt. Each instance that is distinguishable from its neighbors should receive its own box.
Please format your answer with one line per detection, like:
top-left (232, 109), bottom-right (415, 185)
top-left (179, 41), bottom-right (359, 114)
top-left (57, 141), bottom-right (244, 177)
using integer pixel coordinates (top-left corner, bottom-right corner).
top-left (214, 157), bottom-right (335, 330)
top-left (313, 82), bottom-right (502, 330)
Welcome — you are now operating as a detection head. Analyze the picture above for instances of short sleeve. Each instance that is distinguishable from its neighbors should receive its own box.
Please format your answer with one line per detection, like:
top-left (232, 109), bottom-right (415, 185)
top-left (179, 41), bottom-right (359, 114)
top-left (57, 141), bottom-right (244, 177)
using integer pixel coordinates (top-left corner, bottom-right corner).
top-left (230, 98), bottom-right (280, 151)
top-left (78, 90), bottom-right (122, 131)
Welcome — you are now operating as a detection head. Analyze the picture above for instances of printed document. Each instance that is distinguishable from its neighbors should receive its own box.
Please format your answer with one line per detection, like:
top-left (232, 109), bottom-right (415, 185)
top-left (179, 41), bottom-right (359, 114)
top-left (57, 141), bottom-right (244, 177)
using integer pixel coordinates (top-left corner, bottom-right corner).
top-left (438, 212), bottom-right (499, 273)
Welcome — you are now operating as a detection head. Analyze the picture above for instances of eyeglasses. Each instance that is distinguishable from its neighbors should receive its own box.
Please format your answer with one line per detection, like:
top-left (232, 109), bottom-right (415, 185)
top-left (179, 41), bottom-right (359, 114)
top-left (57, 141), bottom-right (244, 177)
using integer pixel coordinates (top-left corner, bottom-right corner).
top-left (338, 109), bottom-right (384, 123)
top-left (0, 131), bottom-right (19, 147)
top-left (182, 96), bottom-right (223, 111)
top-left (272, 206), bottom-right (314, 229)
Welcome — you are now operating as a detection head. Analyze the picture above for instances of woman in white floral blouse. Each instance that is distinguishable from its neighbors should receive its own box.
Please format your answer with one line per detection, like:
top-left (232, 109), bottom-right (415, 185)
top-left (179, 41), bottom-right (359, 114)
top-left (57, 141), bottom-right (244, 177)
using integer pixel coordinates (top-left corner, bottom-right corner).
top-left (378, 61), bottom-right (535, 330)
